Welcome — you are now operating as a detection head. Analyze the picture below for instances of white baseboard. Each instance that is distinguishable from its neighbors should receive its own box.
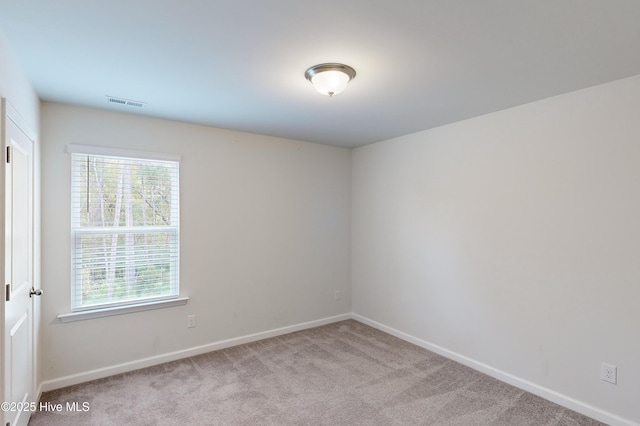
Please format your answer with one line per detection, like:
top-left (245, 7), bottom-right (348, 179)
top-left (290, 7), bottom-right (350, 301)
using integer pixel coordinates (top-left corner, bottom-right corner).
top-left (351, 313), bottom-right (637, 426)
top-left (40, 313), bottom-right (351, 393)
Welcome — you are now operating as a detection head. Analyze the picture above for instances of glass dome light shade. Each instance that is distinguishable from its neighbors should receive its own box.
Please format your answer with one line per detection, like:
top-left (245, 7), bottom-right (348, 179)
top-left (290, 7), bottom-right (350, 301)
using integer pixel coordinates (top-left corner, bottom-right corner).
top-left (311, 70), bottom-right (350, 97)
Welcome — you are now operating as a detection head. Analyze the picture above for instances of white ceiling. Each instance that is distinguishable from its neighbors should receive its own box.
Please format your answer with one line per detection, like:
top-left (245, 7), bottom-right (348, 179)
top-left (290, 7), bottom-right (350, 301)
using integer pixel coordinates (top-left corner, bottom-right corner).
top-left (1, 1), bottom-right (640, 148)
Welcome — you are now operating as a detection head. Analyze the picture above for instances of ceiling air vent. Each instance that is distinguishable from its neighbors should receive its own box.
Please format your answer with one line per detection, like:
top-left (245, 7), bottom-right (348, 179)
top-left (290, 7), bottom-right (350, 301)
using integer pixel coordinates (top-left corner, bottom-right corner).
top-left (106, 96), bottom-right (147, 108)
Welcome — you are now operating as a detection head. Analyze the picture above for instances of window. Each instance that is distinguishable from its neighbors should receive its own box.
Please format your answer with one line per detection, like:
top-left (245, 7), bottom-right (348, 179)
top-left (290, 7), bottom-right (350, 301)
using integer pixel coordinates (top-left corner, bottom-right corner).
top-left (69, 145), bottom-right (180, 312)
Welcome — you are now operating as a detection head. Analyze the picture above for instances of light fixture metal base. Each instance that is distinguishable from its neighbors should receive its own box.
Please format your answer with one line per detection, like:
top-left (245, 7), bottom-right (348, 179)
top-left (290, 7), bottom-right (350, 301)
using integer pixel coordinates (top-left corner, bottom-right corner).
top-left (304, 63), bottom-right (356, 82)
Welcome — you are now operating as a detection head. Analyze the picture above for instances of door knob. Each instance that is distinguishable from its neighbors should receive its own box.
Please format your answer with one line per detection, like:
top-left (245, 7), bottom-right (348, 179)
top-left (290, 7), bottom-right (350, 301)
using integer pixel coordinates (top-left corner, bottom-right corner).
top-left (29, 287), bottom-right (43, 297)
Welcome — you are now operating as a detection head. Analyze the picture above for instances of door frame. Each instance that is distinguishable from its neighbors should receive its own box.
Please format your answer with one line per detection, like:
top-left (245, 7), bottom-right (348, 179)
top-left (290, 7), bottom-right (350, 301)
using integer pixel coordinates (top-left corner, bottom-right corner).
top-left (1, 98), bottom-right (40, 425)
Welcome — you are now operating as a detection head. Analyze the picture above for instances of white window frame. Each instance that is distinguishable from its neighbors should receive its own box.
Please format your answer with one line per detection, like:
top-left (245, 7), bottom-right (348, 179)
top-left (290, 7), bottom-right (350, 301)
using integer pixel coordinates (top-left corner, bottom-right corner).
top-left (59, 144), bottom-right (187, 322)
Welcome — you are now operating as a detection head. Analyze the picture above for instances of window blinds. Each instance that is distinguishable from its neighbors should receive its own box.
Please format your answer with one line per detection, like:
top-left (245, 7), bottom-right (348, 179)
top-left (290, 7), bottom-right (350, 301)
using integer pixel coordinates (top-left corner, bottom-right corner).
top-left (70, 151), bottom-right (180, 311)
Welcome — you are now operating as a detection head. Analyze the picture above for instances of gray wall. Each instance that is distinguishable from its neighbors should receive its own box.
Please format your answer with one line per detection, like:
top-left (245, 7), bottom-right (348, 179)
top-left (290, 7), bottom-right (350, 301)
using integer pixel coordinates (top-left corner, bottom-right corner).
top-left (352, 75), bottom-right (640, 423)
top-left (41, 103), bottom-right (351, 382)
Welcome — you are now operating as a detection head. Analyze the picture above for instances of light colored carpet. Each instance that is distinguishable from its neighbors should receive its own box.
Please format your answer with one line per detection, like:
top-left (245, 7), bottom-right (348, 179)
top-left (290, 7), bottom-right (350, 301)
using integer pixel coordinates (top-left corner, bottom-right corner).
top-left (29, 320), bottom-right (604, 425)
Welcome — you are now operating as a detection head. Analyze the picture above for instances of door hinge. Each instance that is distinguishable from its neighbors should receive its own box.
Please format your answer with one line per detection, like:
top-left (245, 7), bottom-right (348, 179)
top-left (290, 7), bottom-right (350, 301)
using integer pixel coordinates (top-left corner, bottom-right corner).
top-left (6, 146), bottom-right (10, 163)
top-left (5, 284), bottom-right (10, 302)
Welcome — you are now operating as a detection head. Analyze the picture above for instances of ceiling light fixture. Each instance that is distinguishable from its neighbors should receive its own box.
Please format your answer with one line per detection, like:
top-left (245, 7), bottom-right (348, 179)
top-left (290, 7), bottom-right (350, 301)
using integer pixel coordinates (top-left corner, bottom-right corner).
top-left (304, 63), bottom-right (356, 97)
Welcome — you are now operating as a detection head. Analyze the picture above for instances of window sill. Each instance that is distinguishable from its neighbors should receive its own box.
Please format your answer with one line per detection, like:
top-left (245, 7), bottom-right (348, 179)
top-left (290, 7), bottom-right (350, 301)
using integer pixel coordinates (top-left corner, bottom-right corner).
top-left (57, 297), bottom-right (189, 323)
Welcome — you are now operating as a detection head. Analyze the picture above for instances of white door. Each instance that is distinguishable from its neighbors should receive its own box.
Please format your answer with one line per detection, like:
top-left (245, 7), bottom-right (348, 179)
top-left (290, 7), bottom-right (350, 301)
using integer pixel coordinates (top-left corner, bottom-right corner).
top-left (2, 99), bottom-right (38, 426)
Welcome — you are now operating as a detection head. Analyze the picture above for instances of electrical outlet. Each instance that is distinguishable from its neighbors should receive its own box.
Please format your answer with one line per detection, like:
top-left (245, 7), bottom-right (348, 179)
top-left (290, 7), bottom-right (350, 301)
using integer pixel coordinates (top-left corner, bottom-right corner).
top-left (187, 315), bottom-right (196, 328)
top-left (334, 290), bottom-right (341, 300)
top-left (601, 363), bottom-right (617, 384)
